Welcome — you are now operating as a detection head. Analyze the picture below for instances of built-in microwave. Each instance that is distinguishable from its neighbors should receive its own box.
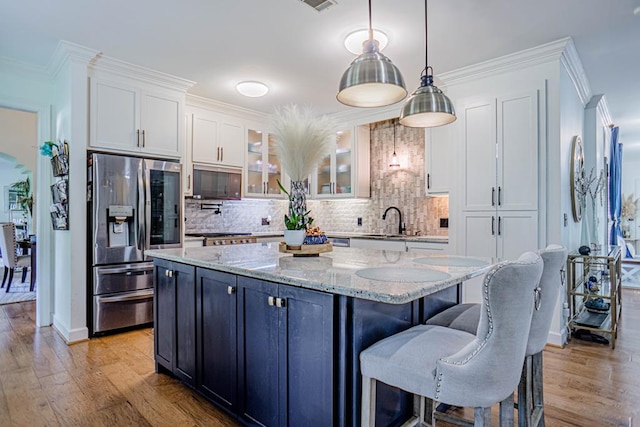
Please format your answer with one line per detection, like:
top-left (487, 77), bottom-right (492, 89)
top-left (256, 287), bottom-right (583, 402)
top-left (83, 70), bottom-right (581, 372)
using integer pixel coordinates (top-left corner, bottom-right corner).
top-left (191, 166), bottom-right (242, 200)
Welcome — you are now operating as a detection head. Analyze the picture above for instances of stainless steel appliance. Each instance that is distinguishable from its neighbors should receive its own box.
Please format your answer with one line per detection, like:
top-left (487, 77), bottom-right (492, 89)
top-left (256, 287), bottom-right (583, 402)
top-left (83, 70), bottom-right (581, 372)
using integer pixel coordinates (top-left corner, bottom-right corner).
top-left (87, 152), bottom-right (182, 335)
top-left (186, 232), bottom-right (256, 246)
top-left (191, 165), bottom-right (241, 200)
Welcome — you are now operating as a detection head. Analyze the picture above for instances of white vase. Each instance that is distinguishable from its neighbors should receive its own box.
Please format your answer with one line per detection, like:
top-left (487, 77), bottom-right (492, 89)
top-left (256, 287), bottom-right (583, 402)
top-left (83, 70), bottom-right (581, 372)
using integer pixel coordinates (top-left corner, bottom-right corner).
top-left (284, 229), bottom-right (306, 247)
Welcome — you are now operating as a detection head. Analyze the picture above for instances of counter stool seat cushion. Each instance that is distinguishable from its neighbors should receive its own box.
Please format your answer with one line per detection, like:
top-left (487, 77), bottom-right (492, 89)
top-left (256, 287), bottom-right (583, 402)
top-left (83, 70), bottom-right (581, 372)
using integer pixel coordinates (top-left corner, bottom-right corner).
top-left (361, 325), bottom-right (476, 400)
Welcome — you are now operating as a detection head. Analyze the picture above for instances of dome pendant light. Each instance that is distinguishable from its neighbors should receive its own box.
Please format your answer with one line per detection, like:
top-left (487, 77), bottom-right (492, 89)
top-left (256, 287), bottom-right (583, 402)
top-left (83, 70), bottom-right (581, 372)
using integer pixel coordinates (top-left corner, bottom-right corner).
top-left (389, 122), bottom-right (400, 167)
top-left (399, 0), bottom-right (456, 127)
top-left (337, 0), bottom-right (407, 108)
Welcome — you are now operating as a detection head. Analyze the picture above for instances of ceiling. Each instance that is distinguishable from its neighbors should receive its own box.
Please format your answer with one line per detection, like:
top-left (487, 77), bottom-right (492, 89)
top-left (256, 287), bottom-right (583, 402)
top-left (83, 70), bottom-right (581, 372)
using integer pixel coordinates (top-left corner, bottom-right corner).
top-left (1, 0), bottom-right (639, 151)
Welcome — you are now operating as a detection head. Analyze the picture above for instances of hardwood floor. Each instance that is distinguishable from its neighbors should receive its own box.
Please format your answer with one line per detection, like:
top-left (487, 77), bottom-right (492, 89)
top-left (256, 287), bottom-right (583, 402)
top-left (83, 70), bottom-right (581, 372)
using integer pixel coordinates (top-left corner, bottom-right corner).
top-left (1, 290), bottom-right (639, 426)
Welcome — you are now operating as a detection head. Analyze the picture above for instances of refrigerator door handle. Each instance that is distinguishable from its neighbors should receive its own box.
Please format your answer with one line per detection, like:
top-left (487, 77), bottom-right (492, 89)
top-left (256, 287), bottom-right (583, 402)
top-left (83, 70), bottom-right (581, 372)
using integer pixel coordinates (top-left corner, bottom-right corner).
top-left (143, 161), bottom-right (152, 252)
top-left (138, 163), bottom-right (146, 253)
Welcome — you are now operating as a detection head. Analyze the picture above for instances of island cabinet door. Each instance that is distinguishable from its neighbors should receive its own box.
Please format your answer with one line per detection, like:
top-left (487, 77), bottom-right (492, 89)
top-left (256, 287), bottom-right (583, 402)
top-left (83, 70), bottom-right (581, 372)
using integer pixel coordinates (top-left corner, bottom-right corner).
top-left (196, 268), bottom-right (238, 411)
top-left (237, 277), bottom-right (280, 427)
top-left (279, 284), bottom-right (335, 427)
top-left (154, 260), bottom-right (197, 387)
top-left (154, 259), bottom-right (175, 372)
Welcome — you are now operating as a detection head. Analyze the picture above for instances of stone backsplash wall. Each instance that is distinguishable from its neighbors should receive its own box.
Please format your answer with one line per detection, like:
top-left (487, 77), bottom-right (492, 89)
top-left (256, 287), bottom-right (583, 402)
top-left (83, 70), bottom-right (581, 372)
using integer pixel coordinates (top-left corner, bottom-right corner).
top-left (186, 119), bottom-right (449, 236)
top-left (370, 119), bottom-right (449, 237)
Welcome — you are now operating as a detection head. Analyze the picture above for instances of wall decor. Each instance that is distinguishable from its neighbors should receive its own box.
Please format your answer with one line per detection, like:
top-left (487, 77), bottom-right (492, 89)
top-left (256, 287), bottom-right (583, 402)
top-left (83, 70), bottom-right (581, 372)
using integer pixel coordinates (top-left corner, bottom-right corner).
top-left (40, 140), bottom-right (69, 230)
top-left (570, 136), bottom-right (585, 222)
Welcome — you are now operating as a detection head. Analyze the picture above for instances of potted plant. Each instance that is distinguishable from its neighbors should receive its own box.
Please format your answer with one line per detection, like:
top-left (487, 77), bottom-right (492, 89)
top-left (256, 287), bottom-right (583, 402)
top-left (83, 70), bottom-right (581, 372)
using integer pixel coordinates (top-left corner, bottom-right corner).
top-left (271, 104), bottom-right (337, 245)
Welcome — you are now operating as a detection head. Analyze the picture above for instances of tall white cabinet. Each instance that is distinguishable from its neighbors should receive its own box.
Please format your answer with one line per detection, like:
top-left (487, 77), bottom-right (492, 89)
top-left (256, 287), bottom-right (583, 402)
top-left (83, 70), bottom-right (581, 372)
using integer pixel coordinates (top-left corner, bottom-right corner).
top-left (459, 89), bottom-right (541, 261)
top-left (88, 60), bottom-right (194, 158)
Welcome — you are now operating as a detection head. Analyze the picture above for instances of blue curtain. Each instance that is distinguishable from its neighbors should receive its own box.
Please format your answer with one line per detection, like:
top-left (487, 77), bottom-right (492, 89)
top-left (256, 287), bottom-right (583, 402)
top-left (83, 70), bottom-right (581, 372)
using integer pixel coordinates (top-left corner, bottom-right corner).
top-left (608, 126), bottom-right (630, 256)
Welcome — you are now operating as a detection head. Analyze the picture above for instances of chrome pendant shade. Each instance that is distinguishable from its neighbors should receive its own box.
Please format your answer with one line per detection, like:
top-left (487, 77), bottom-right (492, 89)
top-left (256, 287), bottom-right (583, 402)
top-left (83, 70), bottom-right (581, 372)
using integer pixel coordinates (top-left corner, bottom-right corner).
top-left (399, 0), bottom-right (456, 128)
top-left (399, 72), bottom-right (456, 127)
top-left (337, 1), bottom-right (407, 108)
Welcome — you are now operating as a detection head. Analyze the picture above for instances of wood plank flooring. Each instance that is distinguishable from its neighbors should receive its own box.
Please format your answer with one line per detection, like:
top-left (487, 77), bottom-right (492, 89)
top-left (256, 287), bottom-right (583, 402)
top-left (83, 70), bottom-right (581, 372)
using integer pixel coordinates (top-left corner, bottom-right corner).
top-left (1, 290), bottom-right (639, 426)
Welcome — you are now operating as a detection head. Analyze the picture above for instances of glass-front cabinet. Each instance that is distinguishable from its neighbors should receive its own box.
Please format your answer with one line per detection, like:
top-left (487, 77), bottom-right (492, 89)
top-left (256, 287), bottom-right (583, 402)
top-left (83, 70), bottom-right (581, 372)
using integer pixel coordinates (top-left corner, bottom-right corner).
top-left (314, 128), bottom-right (354, 198)
top-left (245, 127), bottom-right (284, 198)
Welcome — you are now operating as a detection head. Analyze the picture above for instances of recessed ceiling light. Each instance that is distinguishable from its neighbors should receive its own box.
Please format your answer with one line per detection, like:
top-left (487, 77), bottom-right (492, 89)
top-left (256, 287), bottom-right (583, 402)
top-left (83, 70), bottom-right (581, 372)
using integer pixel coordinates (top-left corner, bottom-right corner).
top-left (236, 81), bottom-right (269, 97)
top-left (344, 29), bottom-right (388, 55)
top-left (634, 6), bottom-right (640, 15)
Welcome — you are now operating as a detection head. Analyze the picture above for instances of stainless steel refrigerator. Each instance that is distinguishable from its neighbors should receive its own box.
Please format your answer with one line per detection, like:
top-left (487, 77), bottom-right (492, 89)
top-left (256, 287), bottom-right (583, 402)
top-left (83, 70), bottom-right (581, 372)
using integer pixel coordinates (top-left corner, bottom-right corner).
top-left (87, 152), bottom-right (182, 335)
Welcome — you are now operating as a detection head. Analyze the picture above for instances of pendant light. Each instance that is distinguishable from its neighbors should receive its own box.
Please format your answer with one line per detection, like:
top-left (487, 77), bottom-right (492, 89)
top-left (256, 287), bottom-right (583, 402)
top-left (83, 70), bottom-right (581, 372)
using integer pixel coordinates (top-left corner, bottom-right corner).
top-left (389, 122), bottom-right (400, 167)
top-left (337, 0), bottom-right (407, 108)
top-left (399, 0), bottom-right (456, 127)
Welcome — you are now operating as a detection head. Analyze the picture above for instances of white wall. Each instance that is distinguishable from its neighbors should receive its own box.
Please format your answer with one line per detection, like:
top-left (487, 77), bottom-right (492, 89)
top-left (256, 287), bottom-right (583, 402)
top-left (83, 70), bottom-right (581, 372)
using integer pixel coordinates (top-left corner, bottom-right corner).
top-left (0, 58), bottom-right (55, 327)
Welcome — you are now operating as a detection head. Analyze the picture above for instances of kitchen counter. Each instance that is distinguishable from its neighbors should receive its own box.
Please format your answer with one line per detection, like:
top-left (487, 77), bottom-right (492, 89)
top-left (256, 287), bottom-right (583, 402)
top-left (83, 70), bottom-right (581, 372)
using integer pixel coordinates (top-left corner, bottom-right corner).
top-left (147, 244), bottom-right (487, 304)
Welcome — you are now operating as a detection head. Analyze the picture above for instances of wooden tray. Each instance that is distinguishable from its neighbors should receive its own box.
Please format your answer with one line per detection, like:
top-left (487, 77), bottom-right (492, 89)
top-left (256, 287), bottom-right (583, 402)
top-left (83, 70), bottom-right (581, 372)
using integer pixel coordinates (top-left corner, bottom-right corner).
top-left (278, 242), bottom-right (333, 257)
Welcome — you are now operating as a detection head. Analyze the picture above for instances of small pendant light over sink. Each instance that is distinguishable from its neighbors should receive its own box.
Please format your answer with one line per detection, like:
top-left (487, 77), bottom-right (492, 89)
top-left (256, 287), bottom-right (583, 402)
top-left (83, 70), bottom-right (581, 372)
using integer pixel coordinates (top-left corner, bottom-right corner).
top-left (399, 0), bottom-right (456, 128)
top-left (337, 0), bottom-right (407, 108)
top-left (389, 122), bottom-right (400, 167)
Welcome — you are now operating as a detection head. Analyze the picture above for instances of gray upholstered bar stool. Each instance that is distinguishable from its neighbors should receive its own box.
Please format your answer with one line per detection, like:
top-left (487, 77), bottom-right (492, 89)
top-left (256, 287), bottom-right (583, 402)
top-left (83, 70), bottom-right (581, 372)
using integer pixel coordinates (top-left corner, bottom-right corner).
top-left (426, 245), bottom-right (567, 427)
top-left (360, 252), bottom-right (543, 427)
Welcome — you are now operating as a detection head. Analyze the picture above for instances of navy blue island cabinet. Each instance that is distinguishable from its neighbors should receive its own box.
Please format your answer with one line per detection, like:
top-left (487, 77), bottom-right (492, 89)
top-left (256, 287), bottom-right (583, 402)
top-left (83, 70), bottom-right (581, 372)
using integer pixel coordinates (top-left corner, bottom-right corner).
top-left (153, 260), bottom-right (459, 427)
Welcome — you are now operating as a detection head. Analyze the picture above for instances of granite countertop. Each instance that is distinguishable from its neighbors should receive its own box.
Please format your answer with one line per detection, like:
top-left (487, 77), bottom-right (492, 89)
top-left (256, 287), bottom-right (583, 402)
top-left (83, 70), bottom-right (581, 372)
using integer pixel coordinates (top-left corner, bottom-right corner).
top-left (244, 231), bottom-right (448, 243)
top-left (147, 244), bottom-right (492, 304)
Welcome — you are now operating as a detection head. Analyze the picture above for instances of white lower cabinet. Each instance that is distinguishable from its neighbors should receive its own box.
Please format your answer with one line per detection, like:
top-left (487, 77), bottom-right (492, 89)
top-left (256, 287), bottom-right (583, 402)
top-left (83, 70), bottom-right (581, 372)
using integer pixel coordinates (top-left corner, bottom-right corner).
top-left (405, 241), bottom-right (449, 254)
top-left (349, 238), bottom-right (406, 252)
top-left (461, 210), bottom-right (538, 261)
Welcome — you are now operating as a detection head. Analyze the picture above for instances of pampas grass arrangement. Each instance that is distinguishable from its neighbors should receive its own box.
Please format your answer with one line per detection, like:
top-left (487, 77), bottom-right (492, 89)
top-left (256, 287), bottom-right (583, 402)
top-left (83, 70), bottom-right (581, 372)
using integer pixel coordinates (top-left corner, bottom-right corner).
top-left (270, 104), bottom-right (337, 182)
top-left (271, 104), bottom-right (338, 231)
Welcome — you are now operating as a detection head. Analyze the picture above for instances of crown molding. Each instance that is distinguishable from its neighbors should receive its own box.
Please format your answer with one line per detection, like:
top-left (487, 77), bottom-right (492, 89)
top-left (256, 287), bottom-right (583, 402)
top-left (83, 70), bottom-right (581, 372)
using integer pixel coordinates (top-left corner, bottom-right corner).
top-left (47, 40), bottom-right (100, 79)
top-left (559, 38), bottom-right (592, 106)
top-left (328, 103), bottom-right (401, 126)
top-left (88, 52), bottom-right (196, 93)
top-left (586, 94), bottom-right (613, 127)
top-left (186, 93), bottom-right (269, 122)
top-left (0, 55), bottom-right (50, 79)
top-left (439, 37), bottom-right (591, 103)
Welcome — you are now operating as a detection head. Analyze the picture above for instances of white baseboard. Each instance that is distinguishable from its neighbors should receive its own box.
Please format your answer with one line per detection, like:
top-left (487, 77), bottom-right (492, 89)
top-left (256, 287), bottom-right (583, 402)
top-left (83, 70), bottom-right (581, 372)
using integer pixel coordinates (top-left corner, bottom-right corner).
top-left (547, 330), bottom-right (565, 347)
top-left (53, 315), bottom-right (89, 344)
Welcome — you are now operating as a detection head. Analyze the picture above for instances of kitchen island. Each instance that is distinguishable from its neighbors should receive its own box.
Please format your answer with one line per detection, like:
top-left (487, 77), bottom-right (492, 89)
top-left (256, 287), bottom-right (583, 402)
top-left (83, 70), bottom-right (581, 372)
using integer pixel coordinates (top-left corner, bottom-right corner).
top-left (147, 243), bottom-right (493, 427)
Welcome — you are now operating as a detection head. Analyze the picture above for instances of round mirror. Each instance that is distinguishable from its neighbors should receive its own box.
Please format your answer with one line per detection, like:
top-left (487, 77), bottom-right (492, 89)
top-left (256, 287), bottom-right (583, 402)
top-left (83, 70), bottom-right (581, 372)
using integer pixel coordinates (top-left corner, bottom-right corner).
top-left (570, 136), bottom-right (585, 222)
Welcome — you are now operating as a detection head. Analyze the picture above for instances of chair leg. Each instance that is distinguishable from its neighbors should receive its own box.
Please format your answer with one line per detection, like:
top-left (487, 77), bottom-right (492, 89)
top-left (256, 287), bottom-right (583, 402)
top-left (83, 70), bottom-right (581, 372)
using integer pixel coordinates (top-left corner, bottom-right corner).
top-left (361, 375), bottom-right (376, 427)
top-left (1, 266), bottom-right (7, 288)
top-left (474, 407), bottom-right (491, 426)
top-left (518, 355), bottom-right (533, 427)
top-left (499, 392), bottom-right (515, 426)
top-left (21, 267), bottom-right (28, 283)
top-left (6, 268), bottom-right (14, 292)
top-left (530, 352), bottom-right (545, 427)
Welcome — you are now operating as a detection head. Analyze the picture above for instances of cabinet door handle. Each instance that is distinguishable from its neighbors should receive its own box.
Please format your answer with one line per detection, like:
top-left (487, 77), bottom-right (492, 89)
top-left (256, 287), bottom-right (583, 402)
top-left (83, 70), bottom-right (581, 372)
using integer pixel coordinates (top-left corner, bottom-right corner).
top-left (220, 147), bottom-right (223, 162)
top-left (276, 297), bottom-right (286, 308)
top-left (498, 216), bottom-right (502, 236)
top-left (187, 174), bottom-right (191, 190)
top-left (217, 147), bottom-right (220, 162)
top-left (491, 216), bottom-right (495, 236)
top-left (165, 270), bottom-right (173, 278)
top-left (227, 286), bottom-right (235, 295)
top-left (491, 187), bottom-right (495, 206)
top-left (268, 296), bottom-right (275, 306)
top-left (137, 129), bottom-right (140, 147)
top-left (142, 130), bottom-right (146, 148)
top-left (498, 186), bottom-right (502, 206)
top-left (427, 173), bottom-right (431, 189)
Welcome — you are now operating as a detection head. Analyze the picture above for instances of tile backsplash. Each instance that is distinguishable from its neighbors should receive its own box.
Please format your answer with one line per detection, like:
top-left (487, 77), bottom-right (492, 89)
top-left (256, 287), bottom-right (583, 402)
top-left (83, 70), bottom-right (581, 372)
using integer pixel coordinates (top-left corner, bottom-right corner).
top-left (186, 119), bottom-right (448, 236)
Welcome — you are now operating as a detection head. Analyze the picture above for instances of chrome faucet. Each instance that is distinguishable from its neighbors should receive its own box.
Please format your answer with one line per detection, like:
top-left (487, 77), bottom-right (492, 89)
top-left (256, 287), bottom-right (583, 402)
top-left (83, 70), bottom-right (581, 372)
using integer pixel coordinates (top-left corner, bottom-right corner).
top-left (382, 206), bottom-right (406, 235)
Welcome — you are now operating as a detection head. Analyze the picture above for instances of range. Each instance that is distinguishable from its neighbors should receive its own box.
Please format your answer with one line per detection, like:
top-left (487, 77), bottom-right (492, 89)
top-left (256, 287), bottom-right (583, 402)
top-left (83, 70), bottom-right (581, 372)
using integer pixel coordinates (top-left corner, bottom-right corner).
top-left (186, 233), bottom-right (257, 246)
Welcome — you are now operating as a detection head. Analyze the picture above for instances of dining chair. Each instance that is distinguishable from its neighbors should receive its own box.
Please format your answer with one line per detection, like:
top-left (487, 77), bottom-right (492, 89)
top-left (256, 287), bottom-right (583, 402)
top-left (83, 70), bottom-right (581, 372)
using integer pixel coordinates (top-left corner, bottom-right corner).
top-left (425, 244), bottom-right (568, 426)
top-left (0, 222), bottom-right (32, 292)
top-left (360, 251), bottom-right (543, 426)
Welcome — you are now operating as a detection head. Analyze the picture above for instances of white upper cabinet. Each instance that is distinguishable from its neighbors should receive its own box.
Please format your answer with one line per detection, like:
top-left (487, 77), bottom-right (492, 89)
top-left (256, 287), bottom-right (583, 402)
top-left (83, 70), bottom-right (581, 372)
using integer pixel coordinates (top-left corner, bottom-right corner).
top-left (425, 126), bottom-right (452, 195)
top-left (90, 77), bottom-right (184, 158)
top-left (312, 124), bottom-right (370, 199)
top-left (245, 126), bottom-right (284, 198)
top-left (461, 89), bottom-right (539, 212)
top-left (191, 111), bottom-right (244, 168)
